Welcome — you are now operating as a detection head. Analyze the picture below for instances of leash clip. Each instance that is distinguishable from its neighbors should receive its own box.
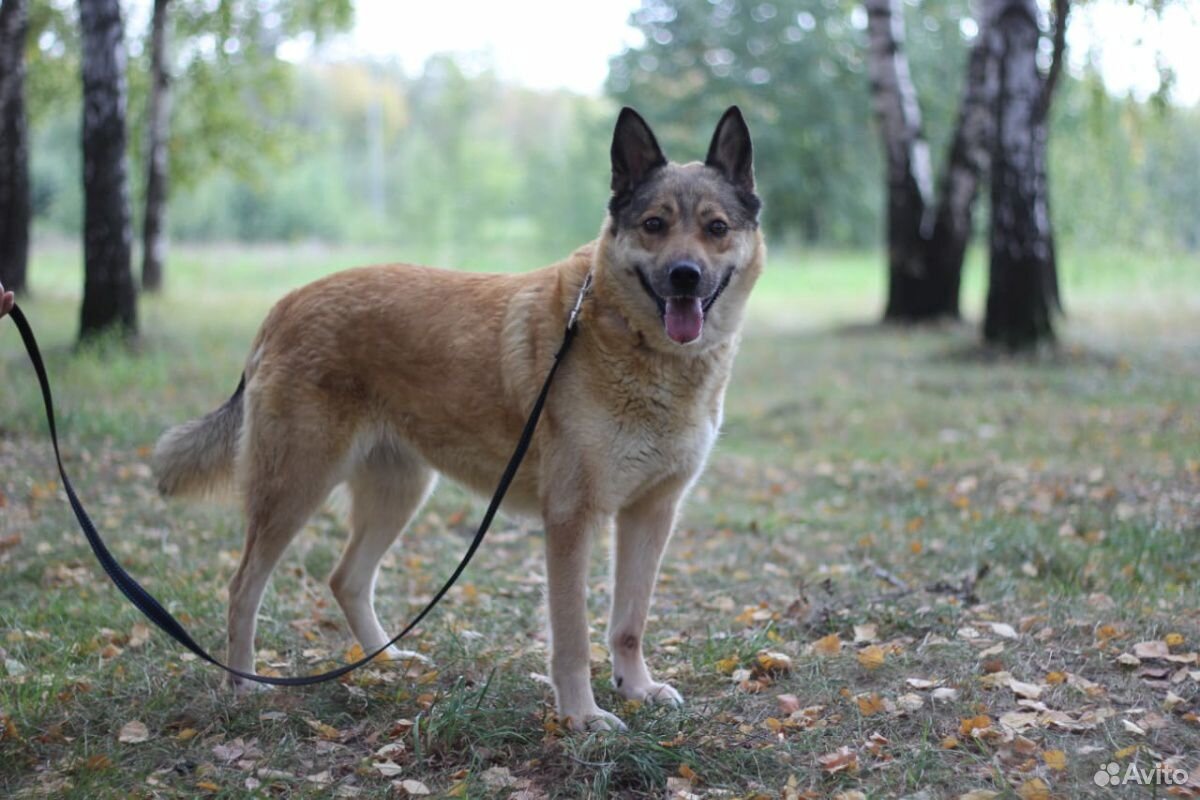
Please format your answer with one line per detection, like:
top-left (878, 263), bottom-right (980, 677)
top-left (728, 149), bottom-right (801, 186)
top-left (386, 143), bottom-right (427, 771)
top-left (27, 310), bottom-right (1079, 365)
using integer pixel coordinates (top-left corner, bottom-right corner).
top-left (566, 272), bottom-right (593, 331)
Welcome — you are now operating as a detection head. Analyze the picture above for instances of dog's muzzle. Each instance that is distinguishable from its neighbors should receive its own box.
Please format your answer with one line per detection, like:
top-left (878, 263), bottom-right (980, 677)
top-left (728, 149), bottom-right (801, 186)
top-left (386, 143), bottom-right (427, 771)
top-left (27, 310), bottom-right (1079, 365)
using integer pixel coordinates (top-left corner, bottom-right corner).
top-left (636, 265), bottom-right (735, 345)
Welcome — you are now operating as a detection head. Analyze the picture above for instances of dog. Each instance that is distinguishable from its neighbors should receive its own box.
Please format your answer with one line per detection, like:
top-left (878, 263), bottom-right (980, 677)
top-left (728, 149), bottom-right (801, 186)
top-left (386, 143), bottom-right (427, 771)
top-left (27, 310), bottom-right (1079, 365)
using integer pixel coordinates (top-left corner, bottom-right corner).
top-left (153, 106), bottom-right (764, 730)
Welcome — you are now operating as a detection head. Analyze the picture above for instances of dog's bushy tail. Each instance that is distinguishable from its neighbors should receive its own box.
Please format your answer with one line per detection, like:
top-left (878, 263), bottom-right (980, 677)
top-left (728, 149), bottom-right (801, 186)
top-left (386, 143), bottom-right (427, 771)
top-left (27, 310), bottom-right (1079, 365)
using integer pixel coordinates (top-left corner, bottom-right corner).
top-left (153, 376), bottom-right (245, 498)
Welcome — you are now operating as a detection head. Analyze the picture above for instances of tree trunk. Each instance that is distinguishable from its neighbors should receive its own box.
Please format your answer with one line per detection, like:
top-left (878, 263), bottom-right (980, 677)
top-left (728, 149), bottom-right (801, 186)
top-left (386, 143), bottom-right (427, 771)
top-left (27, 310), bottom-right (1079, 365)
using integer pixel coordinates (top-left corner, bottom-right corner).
top-left (865, 0), bottom-right (939, 322)
top-left (79, 0), bottom-right (137, 340)
top-left (141, 0), bottom-right (171, 292)
top-left (0, 0), bottom-right (30, 294)
top-left (924, 0), bottom-right (1003, 320)
top-left (984, 0), bottom-right (1058, 349)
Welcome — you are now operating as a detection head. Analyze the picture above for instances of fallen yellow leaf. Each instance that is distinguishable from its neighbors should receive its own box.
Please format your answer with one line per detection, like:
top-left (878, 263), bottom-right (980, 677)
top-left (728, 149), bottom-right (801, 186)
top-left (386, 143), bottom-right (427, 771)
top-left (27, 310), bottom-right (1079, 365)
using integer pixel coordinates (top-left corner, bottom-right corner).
top-left (715, 656), bottom-right (740, 675)
top-left (812, 633), bottom-right (842, 656)
top-left (959, 715), bottom-right (992, 737)
top-left (305, 719), bottom-right (341, 740)
top-left (857, 645), bottom-right (886, 670)
top-left (1017, 778), bottom-right (1050, 800)
top-left (2, 716), bottom-right (19, 741)
top-left (856, 693), bottom-right (886, 716)
top-left (757, 651), bottom-right (793, 674)
top-left (1043, 749), bottom-right (1067, 770)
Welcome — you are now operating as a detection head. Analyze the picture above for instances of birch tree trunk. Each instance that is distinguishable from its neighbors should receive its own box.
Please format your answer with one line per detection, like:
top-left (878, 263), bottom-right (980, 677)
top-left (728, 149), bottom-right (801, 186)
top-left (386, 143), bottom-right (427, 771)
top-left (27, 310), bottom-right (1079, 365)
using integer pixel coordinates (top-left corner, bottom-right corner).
top-left (865, 0), bottom-right (939, 322)
top-left (0, 0), bottom-right (30, 294)
top-left (141, 0), bottom-right (171, 292)
top-left (79, 0), bottom-right (137, 340)
top-left (983, 0), bottom-right (1058, 349)
top-left (924, 0), bottom-right (1003, 320)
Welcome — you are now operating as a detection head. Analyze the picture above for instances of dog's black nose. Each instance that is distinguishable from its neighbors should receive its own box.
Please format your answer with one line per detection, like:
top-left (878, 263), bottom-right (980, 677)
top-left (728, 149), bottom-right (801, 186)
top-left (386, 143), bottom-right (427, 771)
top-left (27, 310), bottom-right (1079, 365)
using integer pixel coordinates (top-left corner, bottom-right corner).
top-left (668, 262), bottom-right (702, 294)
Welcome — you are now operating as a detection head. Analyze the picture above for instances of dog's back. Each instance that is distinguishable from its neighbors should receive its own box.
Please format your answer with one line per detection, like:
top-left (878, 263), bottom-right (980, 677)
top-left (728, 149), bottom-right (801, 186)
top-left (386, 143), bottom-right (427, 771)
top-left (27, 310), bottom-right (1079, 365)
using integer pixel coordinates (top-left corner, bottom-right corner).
top-left (154, 252), bottom-right (592, 511)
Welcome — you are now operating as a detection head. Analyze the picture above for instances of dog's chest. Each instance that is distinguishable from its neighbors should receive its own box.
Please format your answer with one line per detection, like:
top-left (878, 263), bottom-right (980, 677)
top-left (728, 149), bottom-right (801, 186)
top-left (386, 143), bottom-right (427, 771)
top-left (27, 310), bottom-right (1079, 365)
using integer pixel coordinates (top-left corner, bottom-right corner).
top-left (584, 360), bottom-right (724, 502)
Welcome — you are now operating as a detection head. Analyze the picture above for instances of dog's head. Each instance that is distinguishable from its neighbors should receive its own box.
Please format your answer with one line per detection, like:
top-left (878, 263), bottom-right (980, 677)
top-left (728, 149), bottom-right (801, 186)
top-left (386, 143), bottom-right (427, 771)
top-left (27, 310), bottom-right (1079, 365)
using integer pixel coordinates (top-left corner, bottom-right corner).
top-left (596, 106), bottom-right (764, 352)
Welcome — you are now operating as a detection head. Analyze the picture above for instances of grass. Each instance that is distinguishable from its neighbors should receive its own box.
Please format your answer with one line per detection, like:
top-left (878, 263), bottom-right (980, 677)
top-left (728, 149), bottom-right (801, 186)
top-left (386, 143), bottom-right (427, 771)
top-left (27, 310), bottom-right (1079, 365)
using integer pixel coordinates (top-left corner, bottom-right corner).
top-left (1, 239), bottom-right (1199, 798)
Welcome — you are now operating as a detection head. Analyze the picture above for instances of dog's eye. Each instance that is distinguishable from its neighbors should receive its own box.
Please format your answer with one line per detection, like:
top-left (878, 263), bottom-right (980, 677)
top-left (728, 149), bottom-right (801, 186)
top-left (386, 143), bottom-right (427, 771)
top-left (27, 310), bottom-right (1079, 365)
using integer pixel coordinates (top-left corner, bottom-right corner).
top-left (642, 217), bottom-right (665, 234)
top-left (708, 220), bottom-right (729, 238)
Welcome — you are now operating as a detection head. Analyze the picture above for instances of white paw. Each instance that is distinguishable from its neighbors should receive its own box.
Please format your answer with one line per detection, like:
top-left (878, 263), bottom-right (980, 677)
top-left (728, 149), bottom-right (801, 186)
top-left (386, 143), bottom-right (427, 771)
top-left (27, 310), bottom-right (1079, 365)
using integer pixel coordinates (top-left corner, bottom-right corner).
top-left (380, 646), bottom-right (430, 664)
top-left (562, 707), bottom-right (627, 732)
top-left (618, 680), bottom-right (684, 706)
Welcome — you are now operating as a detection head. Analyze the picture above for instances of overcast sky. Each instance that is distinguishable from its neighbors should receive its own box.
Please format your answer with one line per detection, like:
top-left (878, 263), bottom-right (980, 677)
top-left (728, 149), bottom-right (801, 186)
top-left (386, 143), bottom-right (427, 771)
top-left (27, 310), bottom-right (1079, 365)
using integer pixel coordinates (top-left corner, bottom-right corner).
top-left (304, 0), bottom-right (644, 93)
top-left (293, 0), bottom-right (1199, 106)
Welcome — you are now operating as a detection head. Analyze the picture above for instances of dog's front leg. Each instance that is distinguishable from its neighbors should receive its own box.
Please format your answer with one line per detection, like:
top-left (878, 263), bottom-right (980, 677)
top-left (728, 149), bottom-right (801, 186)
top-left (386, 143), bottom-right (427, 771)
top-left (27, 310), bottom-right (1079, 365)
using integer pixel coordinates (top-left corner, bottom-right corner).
top-left (543, 502), bottom-right (624, 731)
top-left (608, 484), bottom-right (685, 706)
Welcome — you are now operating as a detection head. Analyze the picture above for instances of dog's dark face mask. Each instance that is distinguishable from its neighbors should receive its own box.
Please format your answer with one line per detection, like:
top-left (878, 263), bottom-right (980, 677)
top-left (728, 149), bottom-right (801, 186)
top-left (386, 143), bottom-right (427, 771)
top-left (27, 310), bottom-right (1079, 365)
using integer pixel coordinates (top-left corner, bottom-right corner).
top-left (603, 107), bottom-right (763, 347)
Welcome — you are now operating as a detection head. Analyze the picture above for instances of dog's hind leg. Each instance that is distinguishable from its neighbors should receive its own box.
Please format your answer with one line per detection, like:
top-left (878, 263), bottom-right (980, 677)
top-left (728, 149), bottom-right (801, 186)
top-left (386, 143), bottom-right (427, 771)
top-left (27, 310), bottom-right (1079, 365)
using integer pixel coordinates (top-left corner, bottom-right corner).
top-left (227, 484), bottom-right (329, 693)
top-left (227, 399), bottom-right (348, 693)
top-left (331, 443), bottom-right (436, 660)
top-left (608, 484), bottom-right (685, 706)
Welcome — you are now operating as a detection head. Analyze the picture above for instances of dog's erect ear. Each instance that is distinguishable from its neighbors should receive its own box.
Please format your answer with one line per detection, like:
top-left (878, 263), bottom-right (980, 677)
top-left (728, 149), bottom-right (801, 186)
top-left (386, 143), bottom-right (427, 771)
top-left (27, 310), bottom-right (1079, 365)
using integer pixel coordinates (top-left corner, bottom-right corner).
top-left (705, 106), bottom-right (755, 193)
top-left (611, 107), bottom-right (667, 196)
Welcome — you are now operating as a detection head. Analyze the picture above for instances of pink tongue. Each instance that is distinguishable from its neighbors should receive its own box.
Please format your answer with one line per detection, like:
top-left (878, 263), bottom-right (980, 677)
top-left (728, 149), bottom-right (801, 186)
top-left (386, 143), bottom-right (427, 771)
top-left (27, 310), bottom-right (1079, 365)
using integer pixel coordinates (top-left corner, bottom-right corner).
top-left (664, 297), bottom-right (704, 344)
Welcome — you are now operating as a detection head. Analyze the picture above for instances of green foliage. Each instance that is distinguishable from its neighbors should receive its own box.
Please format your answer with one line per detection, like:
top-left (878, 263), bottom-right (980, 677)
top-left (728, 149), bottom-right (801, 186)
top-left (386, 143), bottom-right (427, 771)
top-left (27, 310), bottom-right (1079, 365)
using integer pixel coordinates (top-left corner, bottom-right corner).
top-left (24, 0), bottom-right (353, 234)
top-left (18, 0), bottom-right (1200, 256)
top-left (24, 0), bottom-right (79, 124)
top-left (151, 0), bottom-right (353, 190)
top-left (161, 56), bottom-right (614, 264)
top-left (1050, 70), bottom-right (1200, 249)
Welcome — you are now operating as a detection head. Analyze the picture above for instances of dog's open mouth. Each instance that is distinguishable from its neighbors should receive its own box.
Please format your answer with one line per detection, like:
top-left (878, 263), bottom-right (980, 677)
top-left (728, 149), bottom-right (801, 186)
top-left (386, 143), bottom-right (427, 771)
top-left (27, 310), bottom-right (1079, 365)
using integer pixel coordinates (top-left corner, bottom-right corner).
top-left (636, 267), bottom-right (734, 345)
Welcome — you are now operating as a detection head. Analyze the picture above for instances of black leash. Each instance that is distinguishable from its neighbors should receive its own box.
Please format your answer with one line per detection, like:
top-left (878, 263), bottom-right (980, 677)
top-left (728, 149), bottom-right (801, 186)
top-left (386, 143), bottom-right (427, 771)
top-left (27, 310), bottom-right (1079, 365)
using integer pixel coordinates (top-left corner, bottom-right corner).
top-left (5, 273), bottom-right (591, 686)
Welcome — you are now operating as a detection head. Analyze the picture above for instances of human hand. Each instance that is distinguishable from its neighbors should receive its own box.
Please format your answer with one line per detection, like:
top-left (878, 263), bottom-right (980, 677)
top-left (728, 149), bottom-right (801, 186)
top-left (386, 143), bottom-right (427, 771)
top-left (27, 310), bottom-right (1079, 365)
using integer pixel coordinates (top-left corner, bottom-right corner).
top-left (0, 280), bottom-right (13, 317)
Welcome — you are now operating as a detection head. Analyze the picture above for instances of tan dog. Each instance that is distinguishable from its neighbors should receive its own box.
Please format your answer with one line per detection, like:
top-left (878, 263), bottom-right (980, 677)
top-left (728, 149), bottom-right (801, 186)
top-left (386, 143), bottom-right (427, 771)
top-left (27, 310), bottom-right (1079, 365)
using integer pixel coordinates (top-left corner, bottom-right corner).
top-left (154, 107), bottom-right (764, 730)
